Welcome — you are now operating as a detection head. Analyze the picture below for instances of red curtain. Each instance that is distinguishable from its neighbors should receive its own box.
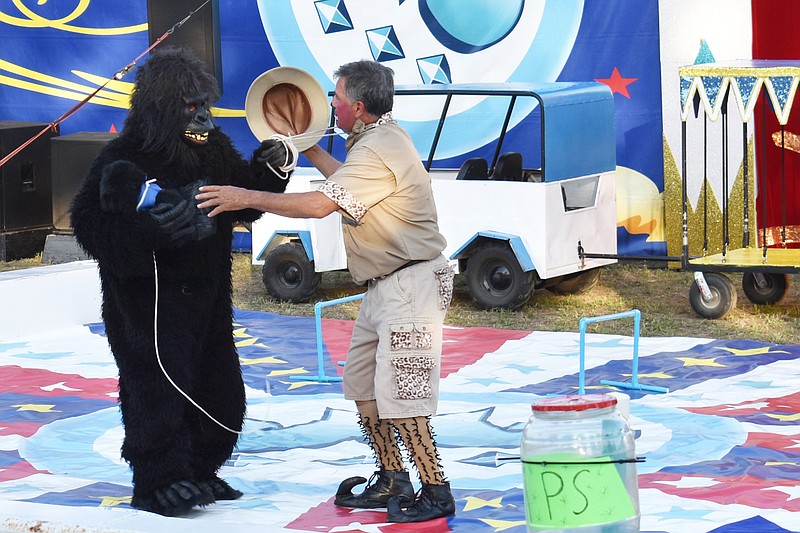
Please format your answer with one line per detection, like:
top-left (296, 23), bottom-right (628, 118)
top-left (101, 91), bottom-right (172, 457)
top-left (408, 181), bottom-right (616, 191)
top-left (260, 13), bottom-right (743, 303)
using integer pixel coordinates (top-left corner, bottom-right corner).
top-left (751, 0), bottom-right (800, 246)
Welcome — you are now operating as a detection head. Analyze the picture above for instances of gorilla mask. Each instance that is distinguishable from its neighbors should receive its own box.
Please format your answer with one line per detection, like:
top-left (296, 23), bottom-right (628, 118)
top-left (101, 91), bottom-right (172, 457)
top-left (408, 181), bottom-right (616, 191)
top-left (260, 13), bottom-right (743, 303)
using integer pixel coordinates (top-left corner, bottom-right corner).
top-left (124, 47), bottom-right (220, 164)
top-left (183, 93), bottom-right (214, 145)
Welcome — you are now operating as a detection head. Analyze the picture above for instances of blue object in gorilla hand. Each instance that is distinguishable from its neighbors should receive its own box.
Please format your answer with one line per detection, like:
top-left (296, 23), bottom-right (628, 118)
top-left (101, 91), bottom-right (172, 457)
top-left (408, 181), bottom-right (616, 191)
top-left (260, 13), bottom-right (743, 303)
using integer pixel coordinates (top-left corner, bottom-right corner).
top-left (136, 179), bottom-right (162, 211)
top-left (142, 180), bottom-right (216, 243)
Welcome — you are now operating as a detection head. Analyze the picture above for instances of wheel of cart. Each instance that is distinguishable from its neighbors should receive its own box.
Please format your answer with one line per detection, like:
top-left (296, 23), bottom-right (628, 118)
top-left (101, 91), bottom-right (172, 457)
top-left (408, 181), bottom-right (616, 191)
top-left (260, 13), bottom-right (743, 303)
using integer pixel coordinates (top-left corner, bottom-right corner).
top-left (679, 60), bottom-right (800, 319)
top-left (262, 241), bottom-right (321, 303)
top-left (546, 267), bottom-right (602, 295)
top-left (689, 268), bottom-right (792, 319)
top-left (465, 240), bottom-right (535, 309)
top-left (688, 271), bottom-right (737, 320)
top-left (741, 271), bottom-right (790, 305)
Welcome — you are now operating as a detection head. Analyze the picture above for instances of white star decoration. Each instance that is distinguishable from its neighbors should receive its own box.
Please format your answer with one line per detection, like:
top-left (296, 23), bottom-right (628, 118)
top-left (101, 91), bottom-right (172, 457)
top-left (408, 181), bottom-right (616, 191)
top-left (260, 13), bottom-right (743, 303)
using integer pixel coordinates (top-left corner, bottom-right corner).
top-left (653, 477), bottom-right (719, 488)
top-left (330, 522), bottom-right (392, 532)
top-left (770, 485), bottom-right (800, 501)
top-left (40, 382), bottom-right (80, 392)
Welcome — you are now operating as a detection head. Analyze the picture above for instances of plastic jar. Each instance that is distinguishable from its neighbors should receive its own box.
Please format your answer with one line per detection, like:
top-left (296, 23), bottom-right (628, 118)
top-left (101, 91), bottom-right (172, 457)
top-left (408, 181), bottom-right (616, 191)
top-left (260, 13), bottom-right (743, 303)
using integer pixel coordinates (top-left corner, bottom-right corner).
top-left (520, 393), bottom-right (640, 533)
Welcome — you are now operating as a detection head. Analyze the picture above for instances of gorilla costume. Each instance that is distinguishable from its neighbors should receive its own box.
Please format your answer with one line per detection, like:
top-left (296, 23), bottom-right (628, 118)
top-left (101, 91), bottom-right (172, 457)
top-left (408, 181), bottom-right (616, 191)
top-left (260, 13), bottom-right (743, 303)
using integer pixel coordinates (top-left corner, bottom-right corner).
top-left (70, 47), bottom-right (291, 516)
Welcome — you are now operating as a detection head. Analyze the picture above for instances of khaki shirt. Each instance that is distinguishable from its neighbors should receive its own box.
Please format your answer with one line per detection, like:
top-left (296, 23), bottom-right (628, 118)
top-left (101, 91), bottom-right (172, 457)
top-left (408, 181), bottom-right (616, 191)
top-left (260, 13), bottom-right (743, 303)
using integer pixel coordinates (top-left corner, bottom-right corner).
top-left (318, 120), bottom-right (446, 283)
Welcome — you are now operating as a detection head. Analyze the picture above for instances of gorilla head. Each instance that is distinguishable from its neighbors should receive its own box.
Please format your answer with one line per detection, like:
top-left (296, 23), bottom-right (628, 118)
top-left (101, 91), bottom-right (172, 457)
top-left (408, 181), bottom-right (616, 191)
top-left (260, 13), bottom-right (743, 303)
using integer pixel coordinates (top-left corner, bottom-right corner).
top-left (124, 47), bottom-right (220, 165)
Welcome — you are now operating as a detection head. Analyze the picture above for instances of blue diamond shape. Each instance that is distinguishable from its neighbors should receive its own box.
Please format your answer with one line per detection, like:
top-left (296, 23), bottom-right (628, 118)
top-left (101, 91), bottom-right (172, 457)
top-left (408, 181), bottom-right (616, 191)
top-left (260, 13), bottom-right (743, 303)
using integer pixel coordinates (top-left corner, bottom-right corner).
top-left (365, 25), bottom-right (405, 62)
top-left (315, 0), bottom-right (353, 34)
top-left (417, 54), bottom-right (451, 84)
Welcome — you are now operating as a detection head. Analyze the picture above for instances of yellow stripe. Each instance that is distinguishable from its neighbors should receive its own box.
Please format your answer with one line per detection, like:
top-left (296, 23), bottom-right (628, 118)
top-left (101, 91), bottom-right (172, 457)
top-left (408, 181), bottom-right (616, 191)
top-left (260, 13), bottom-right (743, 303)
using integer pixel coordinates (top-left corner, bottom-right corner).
top-left (0, 74), bottom-right (128, 108)
top-left (1, 0), bottom-right (147, 35)
top-left (0, 60), bottom-right (129, 102)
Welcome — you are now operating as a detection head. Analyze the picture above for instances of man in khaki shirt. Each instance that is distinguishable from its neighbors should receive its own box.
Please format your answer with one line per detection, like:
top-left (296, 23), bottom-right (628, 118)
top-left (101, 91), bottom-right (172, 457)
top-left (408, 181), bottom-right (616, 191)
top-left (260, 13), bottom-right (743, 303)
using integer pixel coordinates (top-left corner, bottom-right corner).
top-left (197, 60), bottom-right (456, 523)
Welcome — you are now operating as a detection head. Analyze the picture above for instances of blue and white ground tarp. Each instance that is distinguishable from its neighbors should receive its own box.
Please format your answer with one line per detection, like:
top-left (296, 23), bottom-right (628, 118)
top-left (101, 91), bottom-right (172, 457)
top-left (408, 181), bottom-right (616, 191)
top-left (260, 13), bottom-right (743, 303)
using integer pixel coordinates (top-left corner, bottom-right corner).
top-left (1, 262), bottom-right (799, 532)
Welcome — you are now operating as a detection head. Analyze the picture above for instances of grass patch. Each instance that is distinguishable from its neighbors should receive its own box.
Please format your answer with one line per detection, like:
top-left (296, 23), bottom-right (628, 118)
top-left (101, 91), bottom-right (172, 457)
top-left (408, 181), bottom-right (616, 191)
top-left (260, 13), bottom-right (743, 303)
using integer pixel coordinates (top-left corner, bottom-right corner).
top-left (231, 255), bottom-right (799, 344)
top-left (3, 254), bottom-right (798, 344)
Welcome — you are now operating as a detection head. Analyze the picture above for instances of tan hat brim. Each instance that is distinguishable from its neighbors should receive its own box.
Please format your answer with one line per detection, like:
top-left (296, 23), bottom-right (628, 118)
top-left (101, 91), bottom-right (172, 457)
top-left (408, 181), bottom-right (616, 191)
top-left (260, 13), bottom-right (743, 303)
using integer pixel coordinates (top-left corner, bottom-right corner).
top-left (245, 67), bottom-right (330, 151)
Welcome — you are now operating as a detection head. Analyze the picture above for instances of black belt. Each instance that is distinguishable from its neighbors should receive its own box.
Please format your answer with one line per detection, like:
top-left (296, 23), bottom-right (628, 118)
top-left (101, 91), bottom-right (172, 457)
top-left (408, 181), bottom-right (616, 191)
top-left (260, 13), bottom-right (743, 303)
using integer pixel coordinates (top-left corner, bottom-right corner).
top-left (374, 259), bottom-right (425, 281)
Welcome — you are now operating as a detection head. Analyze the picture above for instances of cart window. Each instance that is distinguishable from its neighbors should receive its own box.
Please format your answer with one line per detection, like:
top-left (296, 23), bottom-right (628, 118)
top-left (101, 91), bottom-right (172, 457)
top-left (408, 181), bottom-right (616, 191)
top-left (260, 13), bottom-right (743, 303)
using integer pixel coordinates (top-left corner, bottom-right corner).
top-left (561, 175), bottom-right (599, 211)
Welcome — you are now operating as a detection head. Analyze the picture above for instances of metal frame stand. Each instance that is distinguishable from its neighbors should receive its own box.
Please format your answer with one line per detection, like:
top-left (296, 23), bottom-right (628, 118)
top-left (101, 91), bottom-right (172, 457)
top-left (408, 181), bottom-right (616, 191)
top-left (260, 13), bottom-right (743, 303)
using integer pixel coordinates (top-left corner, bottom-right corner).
top-left (579, 309), bottom-right (668, 394)
top-left (289, 293), bottom-right (365, 383)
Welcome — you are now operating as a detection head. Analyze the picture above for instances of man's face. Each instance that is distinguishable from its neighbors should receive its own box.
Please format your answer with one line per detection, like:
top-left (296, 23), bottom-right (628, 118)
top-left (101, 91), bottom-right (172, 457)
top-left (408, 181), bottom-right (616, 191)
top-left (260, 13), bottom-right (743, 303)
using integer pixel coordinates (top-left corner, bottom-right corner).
top-left (331, 77), bottom-right (359, 133)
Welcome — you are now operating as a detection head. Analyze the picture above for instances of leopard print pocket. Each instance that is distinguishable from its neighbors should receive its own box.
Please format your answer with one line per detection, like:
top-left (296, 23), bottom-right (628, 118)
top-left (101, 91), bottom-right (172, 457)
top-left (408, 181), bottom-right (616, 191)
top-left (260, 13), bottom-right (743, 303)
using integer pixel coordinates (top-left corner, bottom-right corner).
top-left (389, 320), bottom-right (436, 399)
top-left (434, 265), bottom-right (456, 310)
top-left (391, 354), bottom-right (436, 399)
top-left (389, 321), bottom-right (433, 351)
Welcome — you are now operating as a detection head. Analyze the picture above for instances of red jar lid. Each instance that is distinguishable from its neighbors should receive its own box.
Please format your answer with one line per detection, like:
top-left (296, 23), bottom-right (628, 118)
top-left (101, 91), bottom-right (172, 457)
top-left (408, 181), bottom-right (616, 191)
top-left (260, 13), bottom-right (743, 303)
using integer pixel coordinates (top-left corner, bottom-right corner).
top-left (532, 393), bottom-right (617, 412)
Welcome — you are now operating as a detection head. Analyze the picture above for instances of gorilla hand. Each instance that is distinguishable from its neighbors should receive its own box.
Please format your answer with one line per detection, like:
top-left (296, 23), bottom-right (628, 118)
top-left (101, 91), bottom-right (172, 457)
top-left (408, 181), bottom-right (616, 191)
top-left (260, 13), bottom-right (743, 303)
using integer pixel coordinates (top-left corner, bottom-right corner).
top-left (256, 139), bottom-right (294, 177)
top-left (100, 161), bottom-right (147, 213)
top-left (148, 180), bottom-right (216, 245)
top-left (148, 198), bottom-right (195, 244)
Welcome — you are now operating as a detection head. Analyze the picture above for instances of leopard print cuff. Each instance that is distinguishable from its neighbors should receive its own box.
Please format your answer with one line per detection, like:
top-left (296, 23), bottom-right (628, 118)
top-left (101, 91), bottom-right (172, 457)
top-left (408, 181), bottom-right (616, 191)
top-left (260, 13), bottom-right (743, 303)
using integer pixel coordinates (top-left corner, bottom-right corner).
top-left (318, 180), bottom-right (368, 223)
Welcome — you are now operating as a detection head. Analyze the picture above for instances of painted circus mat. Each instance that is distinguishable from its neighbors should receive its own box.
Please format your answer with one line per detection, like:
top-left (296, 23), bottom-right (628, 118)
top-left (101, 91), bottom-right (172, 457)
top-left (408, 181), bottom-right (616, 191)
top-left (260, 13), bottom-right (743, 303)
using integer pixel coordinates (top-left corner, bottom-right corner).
top-left (1, 306), bottom-right (799, 532)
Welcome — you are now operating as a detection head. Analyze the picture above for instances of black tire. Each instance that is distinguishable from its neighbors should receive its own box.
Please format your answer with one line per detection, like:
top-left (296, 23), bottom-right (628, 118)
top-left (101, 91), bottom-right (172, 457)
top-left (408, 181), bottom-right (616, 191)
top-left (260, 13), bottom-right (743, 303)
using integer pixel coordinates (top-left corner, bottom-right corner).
top-left (688, 272), bottom-right (737, 319)
top-left (547, 268), bottom-right (601, 295)
top-left (261, 242), bottom-right (321, 303)
top-left (741, 272), bottom-right (789, 305)
top-left (465, 241), bottom-right (534, 309)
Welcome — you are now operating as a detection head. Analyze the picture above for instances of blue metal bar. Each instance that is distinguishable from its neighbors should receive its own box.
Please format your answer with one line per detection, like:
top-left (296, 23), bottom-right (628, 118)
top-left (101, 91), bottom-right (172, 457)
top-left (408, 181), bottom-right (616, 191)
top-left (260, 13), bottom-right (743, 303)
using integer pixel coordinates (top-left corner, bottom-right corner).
top-left (600, 380), bottom-right (668, 394)
top-left (289, 293), bottom-right (365, 383)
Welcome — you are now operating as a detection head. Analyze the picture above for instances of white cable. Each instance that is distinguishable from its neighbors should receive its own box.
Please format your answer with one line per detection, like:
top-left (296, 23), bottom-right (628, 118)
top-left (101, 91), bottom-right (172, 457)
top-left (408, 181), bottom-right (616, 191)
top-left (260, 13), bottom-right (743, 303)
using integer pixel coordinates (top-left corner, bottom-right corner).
top-left (151, 251), bottom-right (244, 435)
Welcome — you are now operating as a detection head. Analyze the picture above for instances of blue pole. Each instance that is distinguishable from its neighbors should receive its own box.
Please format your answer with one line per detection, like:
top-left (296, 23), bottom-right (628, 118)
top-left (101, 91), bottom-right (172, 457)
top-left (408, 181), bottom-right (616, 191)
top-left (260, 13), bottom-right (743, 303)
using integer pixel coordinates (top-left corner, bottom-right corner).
top-left (290, 293), bottom-right (365, 383)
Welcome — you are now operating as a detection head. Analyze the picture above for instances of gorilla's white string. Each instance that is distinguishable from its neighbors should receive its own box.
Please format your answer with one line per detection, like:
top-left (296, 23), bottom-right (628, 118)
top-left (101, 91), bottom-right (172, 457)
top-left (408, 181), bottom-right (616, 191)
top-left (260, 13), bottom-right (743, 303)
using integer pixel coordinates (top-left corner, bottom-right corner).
top-left (151, 251), bottom-right (245, 435)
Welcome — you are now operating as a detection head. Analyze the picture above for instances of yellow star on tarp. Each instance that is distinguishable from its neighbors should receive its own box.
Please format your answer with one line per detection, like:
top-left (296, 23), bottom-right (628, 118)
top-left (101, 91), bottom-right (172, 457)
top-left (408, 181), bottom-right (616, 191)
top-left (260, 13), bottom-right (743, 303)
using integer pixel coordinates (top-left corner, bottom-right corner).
top-left (285, 380), bottom-right (334, 390)
top-left (267, 367), bottom-right (307, 377)
top-left (719, 346), bottom-right (788, 356)
top-left (625, 372), bottom-right (673, 379)
top-left (767, 412), bottom-right (800, 422)
top-left (478, 518), bottom-right (528, 531)
top-left (463, 495), bottom-right (503, 511)
top-left (13, 404), bottom-right (58, 413)
top-left (232, 328), bottom-right (273, 349)
top-left (235, 338), bottom-right (267, 348)
top-left (241, 356), bottom-right (287, 365)
top-left (97, 495), bottom-right (131, 507)
top-left (676, 357), bottom-right (726, 367)
top-left (233, 327), bottom-right (252, 338)
top-left (574, 385), bottom-right (610, 391)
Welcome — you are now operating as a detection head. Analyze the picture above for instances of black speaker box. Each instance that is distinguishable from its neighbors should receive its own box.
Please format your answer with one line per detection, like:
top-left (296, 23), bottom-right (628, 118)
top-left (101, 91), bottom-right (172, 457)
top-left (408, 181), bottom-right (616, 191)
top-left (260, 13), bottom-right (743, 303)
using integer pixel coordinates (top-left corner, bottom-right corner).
top-left (0, 121), bottom-right (58, 232)
top-left (147, 0), bottom-right (223, 92)
top-left (51, 132), bottom-right (118, 232)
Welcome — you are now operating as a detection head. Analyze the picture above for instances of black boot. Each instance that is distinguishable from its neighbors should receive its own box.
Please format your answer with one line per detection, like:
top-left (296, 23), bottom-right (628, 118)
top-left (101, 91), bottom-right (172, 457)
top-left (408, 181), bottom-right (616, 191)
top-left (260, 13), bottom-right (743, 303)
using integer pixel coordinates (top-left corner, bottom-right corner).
top-left (386, 482), bottom-right (456, 522)
top-left (334, 470), bottom-right (414, 509)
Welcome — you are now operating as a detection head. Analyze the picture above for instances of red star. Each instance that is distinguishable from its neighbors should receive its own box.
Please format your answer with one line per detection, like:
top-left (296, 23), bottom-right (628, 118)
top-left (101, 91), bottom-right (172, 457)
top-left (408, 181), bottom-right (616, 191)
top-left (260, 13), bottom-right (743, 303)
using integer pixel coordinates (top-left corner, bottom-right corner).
top-left (595, 67), bottom-right (637, 98)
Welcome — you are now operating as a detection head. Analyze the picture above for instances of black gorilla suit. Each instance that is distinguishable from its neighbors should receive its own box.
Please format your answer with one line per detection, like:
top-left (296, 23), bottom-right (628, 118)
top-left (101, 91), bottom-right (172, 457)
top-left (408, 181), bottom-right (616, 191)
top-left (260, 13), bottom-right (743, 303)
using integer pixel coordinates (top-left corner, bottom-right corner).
top-left (70, 48), bottom-right (289, 516)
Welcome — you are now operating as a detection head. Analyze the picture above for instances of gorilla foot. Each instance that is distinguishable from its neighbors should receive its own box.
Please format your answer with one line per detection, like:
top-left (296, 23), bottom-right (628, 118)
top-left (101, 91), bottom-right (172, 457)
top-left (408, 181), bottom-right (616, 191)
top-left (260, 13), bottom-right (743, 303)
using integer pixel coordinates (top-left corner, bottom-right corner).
top-left (132, 479), bottom-right (216, 516)
top-left (204, 476), bottom-right (243, 500)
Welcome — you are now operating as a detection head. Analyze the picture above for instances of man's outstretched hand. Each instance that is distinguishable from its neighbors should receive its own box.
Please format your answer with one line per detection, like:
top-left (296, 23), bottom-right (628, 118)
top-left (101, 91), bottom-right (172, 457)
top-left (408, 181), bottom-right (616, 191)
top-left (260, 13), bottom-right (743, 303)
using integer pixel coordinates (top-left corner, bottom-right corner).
top-left (195, 185), bottom-right (253, 217)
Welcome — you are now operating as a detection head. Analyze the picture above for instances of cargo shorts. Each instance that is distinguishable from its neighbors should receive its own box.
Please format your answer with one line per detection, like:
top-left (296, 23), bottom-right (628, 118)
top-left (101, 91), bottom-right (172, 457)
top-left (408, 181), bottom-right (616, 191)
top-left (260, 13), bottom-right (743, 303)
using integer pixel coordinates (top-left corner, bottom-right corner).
top-left (342, 255), bottom-right (455, 419)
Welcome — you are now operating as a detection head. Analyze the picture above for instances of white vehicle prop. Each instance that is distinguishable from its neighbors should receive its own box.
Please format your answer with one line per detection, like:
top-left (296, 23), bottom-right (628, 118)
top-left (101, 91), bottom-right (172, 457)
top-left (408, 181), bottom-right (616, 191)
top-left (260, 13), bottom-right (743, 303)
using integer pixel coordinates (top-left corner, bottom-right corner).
top-left (251, 82), bottom-right (618, 309)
